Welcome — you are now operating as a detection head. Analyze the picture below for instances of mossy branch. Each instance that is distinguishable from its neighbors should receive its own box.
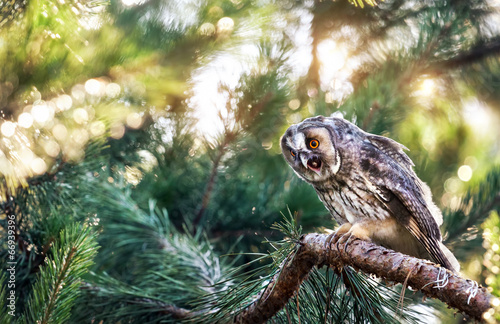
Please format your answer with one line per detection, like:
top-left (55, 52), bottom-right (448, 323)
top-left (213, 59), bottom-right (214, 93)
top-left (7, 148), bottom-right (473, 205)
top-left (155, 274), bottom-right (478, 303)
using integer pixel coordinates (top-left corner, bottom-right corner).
top-left (231, 233), bottom-right (493, 323)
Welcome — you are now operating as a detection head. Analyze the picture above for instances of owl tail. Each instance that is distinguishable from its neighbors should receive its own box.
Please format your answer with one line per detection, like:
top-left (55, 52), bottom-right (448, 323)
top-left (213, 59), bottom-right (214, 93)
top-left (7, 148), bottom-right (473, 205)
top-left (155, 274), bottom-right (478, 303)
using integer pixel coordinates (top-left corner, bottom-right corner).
top-left (438, 242), bottom-right (460, 273)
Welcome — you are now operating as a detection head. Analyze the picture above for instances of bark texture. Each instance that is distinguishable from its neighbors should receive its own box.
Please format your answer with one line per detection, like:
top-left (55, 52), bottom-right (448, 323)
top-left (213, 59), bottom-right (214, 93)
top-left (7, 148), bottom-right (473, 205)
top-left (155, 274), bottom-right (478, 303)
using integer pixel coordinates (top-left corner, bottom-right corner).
top-left (232, 233), bottom-right (494, 323)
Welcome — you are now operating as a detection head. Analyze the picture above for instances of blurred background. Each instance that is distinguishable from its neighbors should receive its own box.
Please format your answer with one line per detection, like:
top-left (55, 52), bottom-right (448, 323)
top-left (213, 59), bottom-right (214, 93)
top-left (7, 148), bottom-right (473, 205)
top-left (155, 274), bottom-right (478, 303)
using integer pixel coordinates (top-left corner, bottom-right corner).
top-left (0, 0), bottom-right (499, 323)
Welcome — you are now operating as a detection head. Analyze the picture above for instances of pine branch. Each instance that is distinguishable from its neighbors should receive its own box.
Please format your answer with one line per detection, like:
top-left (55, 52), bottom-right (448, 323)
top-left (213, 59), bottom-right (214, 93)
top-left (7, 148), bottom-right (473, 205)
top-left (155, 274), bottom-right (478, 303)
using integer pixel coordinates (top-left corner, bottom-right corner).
top-left (130, 298), bottom-right (193, 318)
top-left (79, 282), bottom-right (194, 320)
top-left (231, 233), bottom-right (493, 323)
top-left (23, 224), bottom-right (99, 324)
top-left (0, 274), bottom-right (10, 323)
top-left (430, 37), bottom-right (500, 72)
top-left (443, 167), bottom-right (500, 255)
top-left (194, 90), bottom-right (275, 227)
top-left (193, 137), bottom-right (230, 227)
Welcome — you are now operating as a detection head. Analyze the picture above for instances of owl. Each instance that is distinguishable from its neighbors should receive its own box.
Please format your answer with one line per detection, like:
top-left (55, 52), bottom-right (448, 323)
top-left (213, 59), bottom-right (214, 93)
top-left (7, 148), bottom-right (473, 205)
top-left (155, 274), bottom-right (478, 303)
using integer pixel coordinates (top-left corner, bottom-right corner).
top-left (281, 115), bottom-right (460, 273)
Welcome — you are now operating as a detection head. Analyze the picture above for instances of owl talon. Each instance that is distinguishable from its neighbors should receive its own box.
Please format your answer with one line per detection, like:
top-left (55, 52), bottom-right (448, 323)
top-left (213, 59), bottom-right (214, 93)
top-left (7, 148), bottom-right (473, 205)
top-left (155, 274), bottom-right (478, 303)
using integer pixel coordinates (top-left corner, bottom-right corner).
top-left (343, 233), bottom-right (356, 251)
top-left (335, 234), bottom-right (346, 253)
top-left (324, 232), bottom-right (339, 249)
top-left (325, 223), bottom-right (352, 255)
top-left (324, 232), bottom-right (340, 262)
top-left (336, 232), bottom-right (355, 253)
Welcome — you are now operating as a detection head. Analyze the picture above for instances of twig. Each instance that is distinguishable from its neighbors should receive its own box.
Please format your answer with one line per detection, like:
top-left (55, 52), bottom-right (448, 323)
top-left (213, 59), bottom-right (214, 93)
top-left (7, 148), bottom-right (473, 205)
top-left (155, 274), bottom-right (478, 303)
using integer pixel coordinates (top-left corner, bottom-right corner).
top-left (231, 233), bottom-right (493, 323)
top-left (79, 285), bottom-right (195, 320)
top-left (132, 298), bottom-right (193, 319)
top-left (211, 229), bottom-right (279, 238)
top-left (338, 267), bottom-right (383, 321)
top-left (193, 136), bottom-right (229, 228)
top-left (193, 92), bottom-right (274, 228)
top-left (361, 101), bottom-right (380, 130)
top-left (41, 246), bottom-right (77, 324)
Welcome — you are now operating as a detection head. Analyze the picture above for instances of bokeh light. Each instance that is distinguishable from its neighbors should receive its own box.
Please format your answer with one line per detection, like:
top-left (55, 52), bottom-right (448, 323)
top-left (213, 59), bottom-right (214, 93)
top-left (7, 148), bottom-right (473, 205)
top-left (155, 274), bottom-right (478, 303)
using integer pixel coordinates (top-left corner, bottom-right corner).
top-left (199, 23), bottom-right (216, 36)
top-left (32, 102), bottom-right (52, 124)
top-left (85, 78), bottom-right (105, 96)
top-left (52, 124), bottom-right (68, 141)
top-left (420, 78), bottom-right (435, 96)
top-left (318, 40), bottom-right (346, 75)
top-left (72, 128), bottom-right (90, 145)
top-left (124, 165), bottom-right (143, 185)
top-left (288, 99), bottom-right (300, 110)
top-left (72, 85), bottom-right (86, 103)
top-left (44, 140), bottom-right (61, 157)
top-left (458, 165), bottom-right (473, 182)
top-left (31, 158), bottom-right (47, 174)
top-left (90, 121), bottom-right (106, 137)
top-left (1, 121), bottom-right (16, 137)
top-left (110, 123), bottom-right (125, 139)
top-left (73, 108), bottom-right (89, 124)
top-left (106, 83), bottom-right (121, 98)
top-left (18, 113), bottom-right (34, 128)
top-left (18, 147), bottom-right (34, 164)
top-left (0, 70), bottom-right (147, 194)
top-left (217, 17), bottom-right (234, 34)
top-left (463, 98), bottom-right (493, 136)
top-left (126, 112), bottom-right (143, 129)
top-left (55, 94), bottom-right (73, 111)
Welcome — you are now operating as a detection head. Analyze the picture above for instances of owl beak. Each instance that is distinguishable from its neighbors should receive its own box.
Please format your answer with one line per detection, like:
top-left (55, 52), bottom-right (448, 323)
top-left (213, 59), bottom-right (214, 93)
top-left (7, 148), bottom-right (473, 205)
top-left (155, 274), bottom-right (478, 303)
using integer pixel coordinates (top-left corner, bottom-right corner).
top-left (300, 153), bottom-right (322, 174)
top-left (300, 154), bottom-right (309, 169)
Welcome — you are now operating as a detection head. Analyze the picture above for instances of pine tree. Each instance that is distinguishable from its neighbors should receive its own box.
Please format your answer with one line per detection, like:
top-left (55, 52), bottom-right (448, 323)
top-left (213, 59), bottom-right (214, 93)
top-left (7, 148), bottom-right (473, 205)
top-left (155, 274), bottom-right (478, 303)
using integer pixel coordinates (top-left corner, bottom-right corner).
top-left (1, 0), bottom-right (500, 323)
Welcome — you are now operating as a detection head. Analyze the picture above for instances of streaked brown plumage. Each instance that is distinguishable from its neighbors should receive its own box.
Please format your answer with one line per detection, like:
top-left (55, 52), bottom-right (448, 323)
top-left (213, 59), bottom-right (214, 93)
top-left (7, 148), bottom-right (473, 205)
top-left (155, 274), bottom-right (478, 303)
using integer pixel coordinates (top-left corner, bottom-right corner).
top-left (280, 115), bottom-right (460, 272)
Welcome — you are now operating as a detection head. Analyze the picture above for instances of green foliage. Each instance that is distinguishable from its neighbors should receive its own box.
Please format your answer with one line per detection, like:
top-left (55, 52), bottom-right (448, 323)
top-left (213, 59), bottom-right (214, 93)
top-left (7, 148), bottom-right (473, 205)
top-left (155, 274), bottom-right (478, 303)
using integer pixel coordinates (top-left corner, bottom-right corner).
top-left (276, 267), bottom-right (422, 324)
top-left (196, 213), bottom-right (422, 324)
top-left (71, 189), bottom-right (235, 323)
top-left (332, 62), bottom-right (411, 136)
top-left (0, 274), bottom-right (11, 323)
top-left (442, 167), bottom-right (500, 264)
top-left (482, 211), bottom-right (500, 320)
top-left (349, 0), bottom-right (378, 8)
top-left (21, 223), bottom-right (98, 324)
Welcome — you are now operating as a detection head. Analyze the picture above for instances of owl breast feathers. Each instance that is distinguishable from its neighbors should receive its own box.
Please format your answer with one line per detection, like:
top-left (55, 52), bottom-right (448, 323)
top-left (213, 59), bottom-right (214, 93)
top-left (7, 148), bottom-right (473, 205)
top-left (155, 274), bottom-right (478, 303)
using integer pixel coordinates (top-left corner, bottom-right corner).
top-left (280, 115), bottom-right (460, 273)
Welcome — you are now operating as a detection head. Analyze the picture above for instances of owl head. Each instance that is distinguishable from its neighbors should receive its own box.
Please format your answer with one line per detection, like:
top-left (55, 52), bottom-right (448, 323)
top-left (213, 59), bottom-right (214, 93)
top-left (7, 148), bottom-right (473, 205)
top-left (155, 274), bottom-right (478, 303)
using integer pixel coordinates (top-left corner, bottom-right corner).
top-left (280, 116), bottom-right (344, 183)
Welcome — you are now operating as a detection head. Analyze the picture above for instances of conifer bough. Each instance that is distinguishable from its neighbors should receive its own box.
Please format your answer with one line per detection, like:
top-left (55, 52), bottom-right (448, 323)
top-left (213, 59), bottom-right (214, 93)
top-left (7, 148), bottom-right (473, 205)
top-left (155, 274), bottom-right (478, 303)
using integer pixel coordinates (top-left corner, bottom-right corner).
top-left (231, 233), bottom-right (493, 323)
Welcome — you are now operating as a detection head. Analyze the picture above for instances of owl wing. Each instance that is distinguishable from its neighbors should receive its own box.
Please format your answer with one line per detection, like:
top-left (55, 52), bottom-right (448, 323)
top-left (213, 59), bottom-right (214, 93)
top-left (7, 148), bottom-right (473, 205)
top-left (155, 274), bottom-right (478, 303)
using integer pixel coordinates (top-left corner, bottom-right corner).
top-left (366, 133), bottom-right (414, 171)
top-left (362, 142), bottom-right (459, 272)
top-left (375, 183), bottom-right (459, 271)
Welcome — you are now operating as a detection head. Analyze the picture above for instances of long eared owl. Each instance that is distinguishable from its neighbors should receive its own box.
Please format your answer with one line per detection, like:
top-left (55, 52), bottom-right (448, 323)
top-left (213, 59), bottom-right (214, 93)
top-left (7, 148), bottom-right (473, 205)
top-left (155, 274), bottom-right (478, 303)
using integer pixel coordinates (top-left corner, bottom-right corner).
top-left (280, 115), bottom-right (460, 273)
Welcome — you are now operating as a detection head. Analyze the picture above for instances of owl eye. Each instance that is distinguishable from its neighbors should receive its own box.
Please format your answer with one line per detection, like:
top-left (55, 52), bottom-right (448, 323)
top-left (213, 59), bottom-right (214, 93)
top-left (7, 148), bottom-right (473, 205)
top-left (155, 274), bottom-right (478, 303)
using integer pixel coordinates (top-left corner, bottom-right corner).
top-left (308, 139), bottom-right (320, 149)
top-left (290, 149), bottom-right (296, 158)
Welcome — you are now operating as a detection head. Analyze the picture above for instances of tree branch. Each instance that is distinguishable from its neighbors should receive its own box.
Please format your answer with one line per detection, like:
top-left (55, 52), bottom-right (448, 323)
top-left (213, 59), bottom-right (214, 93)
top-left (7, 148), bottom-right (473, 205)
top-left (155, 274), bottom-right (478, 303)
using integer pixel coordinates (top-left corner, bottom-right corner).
top-left (434, 37), bottom-right (500, 71)
top-left (231, 233), bottom-right (494, 323)
top-left (193, 136), bottom-right (230, 228)
top-left (193, 91), bottom-right (274, 228)
top-left (79, 285), bottom-right (195, 320)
